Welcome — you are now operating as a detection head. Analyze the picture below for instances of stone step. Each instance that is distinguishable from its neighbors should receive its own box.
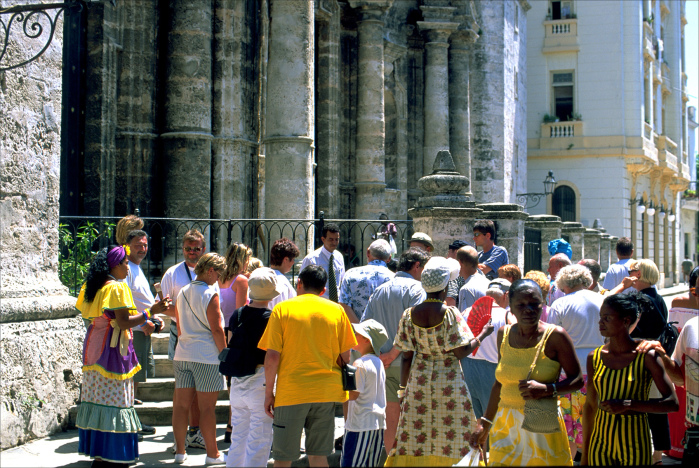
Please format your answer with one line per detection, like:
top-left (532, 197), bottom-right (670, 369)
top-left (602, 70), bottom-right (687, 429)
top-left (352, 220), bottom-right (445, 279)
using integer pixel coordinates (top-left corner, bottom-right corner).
top-left (152, 335), bottom-right (169, 355)
top-left (154, 354), bottom-right (174, 378)
top-left (138, 378), bottom-right (228, 402)
top-left (69, 400), bottom-right (232, 427)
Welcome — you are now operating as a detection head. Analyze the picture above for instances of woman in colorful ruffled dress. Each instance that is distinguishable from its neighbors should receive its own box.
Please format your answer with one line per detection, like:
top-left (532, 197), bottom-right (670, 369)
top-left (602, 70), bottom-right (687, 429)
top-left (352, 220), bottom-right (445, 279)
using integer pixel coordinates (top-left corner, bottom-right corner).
top-left (75, 245), bottom-right (152, 466)
top-left (385, 257), bottom-right (493, 467)
top-left (470, 279), bottom-right (583, 466)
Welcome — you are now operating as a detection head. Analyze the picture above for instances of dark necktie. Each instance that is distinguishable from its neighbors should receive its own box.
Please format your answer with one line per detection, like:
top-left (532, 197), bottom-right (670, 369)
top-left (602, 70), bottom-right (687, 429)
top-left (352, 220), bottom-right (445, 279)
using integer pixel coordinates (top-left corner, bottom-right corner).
top-left (328, 254), bottom-right (338, 302)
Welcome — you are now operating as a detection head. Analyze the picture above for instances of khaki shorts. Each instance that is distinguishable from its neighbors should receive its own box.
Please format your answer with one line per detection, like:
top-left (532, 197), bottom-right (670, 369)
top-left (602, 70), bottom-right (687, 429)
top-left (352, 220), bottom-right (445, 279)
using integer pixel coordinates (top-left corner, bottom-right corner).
top-left (272, 402), bottom-right (335, 461)
top-left (385, 365), bottom-right (401, 403)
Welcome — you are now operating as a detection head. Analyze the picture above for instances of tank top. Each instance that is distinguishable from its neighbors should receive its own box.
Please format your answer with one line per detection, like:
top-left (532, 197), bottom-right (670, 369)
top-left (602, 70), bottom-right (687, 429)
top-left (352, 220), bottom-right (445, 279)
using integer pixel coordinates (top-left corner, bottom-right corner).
top-left (495, 324), bottom-right (561, 408)
top-left (591, 346), bottom-right (652, 403)
top-left (220, 276), bottom-right (244, 326)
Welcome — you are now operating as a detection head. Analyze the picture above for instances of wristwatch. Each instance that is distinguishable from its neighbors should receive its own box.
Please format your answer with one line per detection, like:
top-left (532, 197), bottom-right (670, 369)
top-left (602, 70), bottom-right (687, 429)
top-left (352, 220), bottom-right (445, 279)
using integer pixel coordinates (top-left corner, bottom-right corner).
top-left (623, 399), bottom-right (631, 407)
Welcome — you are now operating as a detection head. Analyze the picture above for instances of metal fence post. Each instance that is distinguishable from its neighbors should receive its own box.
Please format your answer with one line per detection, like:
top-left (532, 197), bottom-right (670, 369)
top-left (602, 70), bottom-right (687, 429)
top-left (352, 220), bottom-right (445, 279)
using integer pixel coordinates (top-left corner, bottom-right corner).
top-left (316, 211), bottom-right (324, 250)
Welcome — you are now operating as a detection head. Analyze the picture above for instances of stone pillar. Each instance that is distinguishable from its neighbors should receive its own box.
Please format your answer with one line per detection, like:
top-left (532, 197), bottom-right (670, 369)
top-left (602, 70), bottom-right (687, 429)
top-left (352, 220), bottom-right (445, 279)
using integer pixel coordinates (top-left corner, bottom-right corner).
top-left (418, 6), bottom-right (459, 175)
top-left (599, 234), bottom-right (612, 271)
top-left (525, 215), bottom-right (563, 271)
top-left (1, 4), bottom-right (82, 447)
top-left (562, 222), bottom-right (586, 262)
top-left (583, 229), bottom-right (602, 263)
top-left (409, 151), bottom-right (482, 255)
top-left (264, 0), bottom-right (315, 252)
top-left (449, 31), bottom-right (476, 197)
top-left (162, 0), bottom-right (213, 218)
top-left (478, 203), bottom-right (530, 272)
top-left (349, 0), bottom-right (393, 219)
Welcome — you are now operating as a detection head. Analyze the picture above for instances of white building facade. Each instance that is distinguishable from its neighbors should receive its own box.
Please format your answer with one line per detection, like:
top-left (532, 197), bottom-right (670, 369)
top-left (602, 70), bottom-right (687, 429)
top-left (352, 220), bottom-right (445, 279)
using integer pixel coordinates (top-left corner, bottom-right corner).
top-left (526, 0), bottom-right (693, 285)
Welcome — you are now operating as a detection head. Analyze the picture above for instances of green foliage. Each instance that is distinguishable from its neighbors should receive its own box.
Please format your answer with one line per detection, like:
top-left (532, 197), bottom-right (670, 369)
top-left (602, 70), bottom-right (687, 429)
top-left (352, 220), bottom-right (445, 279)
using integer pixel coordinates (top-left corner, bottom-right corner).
top-left (59, 221), bottom-right (116, 296)
top-left (543, 113), bottom-right (558, 123)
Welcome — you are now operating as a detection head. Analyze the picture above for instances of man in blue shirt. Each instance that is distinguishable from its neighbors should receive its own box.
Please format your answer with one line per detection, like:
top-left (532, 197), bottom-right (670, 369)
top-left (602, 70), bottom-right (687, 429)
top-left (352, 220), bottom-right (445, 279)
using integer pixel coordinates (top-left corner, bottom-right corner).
top-left (300, 223), bottom-right (344, 302)
top-left (473, 220), bottom-right (508, 281)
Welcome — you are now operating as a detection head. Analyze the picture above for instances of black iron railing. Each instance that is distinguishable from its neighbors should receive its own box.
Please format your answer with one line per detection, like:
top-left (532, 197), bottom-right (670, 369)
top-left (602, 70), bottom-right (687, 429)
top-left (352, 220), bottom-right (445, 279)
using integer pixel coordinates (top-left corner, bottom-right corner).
top-left (58, 213), bottom-right (413, 296)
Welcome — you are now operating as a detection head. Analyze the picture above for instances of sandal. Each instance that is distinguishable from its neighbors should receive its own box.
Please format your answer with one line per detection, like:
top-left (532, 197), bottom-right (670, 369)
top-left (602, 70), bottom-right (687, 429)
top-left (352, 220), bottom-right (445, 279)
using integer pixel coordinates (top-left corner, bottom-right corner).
top-left (133, 398), bottom-right (143, 405)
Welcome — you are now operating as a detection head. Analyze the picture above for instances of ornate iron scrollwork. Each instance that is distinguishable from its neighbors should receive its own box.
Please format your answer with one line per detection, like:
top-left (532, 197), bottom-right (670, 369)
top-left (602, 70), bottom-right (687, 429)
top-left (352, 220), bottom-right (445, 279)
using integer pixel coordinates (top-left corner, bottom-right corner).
top-left (0, 1), bottom-right (82, 72)
top-left (516, 193), bottom-right (546, 210)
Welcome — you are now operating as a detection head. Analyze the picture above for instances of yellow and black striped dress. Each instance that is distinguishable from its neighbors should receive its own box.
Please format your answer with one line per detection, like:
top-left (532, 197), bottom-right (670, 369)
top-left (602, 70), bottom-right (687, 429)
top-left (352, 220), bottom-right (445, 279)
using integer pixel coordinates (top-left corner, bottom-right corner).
top-left (588, 346), bottom-right (653, 466)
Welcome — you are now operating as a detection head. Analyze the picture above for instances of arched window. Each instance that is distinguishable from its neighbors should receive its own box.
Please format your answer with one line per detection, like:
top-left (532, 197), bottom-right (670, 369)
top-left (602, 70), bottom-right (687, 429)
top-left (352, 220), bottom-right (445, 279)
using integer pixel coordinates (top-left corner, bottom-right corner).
top-left (552, 185), bottom-right (576, 222)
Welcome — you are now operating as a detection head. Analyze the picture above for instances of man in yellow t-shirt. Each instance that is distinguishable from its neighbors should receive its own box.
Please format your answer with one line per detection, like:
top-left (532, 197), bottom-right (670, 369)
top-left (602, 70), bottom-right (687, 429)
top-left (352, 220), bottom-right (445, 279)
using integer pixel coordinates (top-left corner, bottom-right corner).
top-left (259, 264), bottom-right (357, 467)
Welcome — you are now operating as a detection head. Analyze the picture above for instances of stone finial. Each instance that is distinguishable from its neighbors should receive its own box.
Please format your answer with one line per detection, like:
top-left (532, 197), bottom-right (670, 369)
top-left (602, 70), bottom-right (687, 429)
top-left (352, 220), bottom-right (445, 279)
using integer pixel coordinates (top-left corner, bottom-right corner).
top-left (415, 150), bottom-right (472, 207)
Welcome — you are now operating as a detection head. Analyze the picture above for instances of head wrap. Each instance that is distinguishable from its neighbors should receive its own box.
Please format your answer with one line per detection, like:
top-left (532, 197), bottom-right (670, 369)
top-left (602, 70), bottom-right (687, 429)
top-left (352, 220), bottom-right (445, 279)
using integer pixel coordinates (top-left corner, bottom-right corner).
top-left (548, 238), bottom-right (572, 259)
top-left (421, 257), bottom-right (460, 293)
top-left (107, 245), bottom-right (127, 269)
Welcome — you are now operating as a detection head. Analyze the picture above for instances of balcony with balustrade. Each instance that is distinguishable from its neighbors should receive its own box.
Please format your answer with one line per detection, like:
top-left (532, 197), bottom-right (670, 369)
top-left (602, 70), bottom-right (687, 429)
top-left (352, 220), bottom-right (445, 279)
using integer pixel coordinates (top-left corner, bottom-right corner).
top-left (657, 135), bottom-right (679, 173)
top-left (542, 18), bottom-right (579, 54)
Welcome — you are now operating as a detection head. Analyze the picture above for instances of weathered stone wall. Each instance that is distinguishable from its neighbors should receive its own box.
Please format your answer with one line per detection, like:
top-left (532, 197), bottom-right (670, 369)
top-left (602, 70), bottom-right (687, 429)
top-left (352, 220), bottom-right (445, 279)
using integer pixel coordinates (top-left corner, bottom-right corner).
top-left (0, 0), bottom-right (82, 449)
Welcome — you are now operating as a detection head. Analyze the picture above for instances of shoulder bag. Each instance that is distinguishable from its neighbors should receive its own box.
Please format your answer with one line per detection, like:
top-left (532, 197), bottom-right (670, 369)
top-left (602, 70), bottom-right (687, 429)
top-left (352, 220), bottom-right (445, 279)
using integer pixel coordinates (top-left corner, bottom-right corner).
top-left (521, 325), bottom-right (561, 434)
top-left (338, 354), bottom-right (357, 391)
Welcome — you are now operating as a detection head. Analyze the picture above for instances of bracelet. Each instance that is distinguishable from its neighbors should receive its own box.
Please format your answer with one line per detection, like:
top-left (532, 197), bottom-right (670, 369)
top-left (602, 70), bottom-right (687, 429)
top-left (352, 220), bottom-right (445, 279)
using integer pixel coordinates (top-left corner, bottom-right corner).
top-left (472, 337), bottom-right (481, 347)
top-left (397, 389), bottom-right (406, 399)
top-left (480, 416), bottom-right (493, 426)
top-left (144, 308), bottom-right (152, 319)
top-left (141, 311), bottom-right (150, 322)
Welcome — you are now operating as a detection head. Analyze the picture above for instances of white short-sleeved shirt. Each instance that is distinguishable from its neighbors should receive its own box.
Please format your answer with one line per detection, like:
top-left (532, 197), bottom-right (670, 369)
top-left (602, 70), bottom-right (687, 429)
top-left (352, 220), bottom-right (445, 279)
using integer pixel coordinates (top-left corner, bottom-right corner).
top-left (671, 316), bottom-right (699, 426)
top-left (346, 353), bottom-right (387, 432)
top-left (547, 289), bottom-right (605, 373)
top-left (125, 261), bottom-right (155, 331)
top-left (458, 273), bottom-right (490, 313)
top-left (602, 259), bottom-right (633, 290)
top-left (267, 269), bottom-right (297, 310)
top-left (174, 280), bottom-right (222, 365)
top-left (300, 246), bottom-right (345, 299)
top-left (160, 261), bottom-right (195, 323)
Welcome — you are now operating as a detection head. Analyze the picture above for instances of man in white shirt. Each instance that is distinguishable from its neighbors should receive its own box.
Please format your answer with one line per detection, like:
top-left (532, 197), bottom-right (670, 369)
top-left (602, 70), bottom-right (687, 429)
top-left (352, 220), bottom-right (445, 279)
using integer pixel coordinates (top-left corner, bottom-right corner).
top-left (300, 223), bottom-right (344, 302)
top-left (602, 236), bottom-right (634, 290)
top-left (160, 229), bottom-right (206, 449)
top-left (457, 246), bottom-right (490, 313)
top-left (124, 230), bottom-right (171, 435)
top-left (268, 237), bottom-right (300, 309)
top-left (546, 253), bottom-right (572, 306)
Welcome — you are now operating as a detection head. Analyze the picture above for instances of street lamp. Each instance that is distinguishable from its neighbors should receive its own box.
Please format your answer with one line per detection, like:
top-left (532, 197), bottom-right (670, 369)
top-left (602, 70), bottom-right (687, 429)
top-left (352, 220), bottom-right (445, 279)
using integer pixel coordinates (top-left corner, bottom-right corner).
top-left (646, 201), bottom-right (656, 217)
top-left (658, 205), bottom-right (666, 220)
top-left (630, 196), bottom-right (646, 214)
top-left (516, 171), bottom-right (558, 209)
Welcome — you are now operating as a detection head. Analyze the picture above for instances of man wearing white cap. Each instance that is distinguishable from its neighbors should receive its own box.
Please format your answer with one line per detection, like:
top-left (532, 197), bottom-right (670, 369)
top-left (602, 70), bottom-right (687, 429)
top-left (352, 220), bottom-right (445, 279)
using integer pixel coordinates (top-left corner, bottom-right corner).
top-left (409, 232), bottom-right (434, 253)
top-left (341, 319), bottom-right (389, 467)
top-left (226, 268), bottom-right (279, 468)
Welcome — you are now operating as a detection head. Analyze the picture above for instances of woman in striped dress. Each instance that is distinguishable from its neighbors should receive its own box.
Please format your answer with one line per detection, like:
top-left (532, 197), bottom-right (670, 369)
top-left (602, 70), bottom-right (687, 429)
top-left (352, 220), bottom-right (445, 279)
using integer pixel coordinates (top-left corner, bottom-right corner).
top-left (582, 292), bottom-right (679, 466)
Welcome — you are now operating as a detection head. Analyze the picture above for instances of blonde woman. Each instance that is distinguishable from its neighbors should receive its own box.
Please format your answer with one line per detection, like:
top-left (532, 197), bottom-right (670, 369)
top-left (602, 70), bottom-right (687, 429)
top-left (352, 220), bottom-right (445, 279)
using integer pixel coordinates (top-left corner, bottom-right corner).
top-left (219, 242), bottom-right (251, 442)
top-left (245, 257), bottom-right (264, 278)
top-left (173, 253), bottom-right (228, 464)
top-left (115, 214), bottom-right (144, 245)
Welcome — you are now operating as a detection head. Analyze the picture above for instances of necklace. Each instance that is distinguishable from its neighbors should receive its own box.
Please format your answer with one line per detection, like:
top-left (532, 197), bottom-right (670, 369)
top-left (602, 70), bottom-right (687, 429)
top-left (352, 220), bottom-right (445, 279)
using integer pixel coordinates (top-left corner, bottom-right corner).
top-left (423, 298), bottom-right (444, 304)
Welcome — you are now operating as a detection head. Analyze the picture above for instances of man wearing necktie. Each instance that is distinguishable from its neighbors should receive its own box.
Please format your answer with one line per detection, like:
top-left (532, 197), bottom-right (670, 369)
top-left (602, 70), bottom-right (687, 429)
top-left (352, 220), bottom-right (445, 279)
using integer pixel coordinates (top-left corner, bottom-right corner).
top-left (300, 223), bottom-right (345, 302)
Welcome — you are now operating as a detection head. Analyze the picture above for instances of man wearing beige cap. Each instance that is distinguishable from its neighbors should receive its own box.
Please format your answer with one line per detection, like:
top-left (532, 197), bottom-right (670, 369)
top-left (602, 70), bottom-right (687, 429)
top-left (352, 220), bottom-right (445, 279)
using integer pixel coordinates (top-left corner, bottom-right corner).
top-left (225, 268), bottom-right (278, 468)
top-left (409, 232), bottom-right (434, 253)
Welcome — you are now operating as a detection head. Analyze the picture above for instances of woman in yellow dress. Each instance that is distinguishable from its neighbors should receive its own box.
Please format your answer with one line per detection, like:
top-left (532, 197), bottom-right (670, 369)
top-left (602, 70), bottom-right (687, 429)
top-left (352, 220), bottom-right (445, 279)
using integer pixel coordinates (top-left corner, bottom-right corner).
top-left (470, 279), bottom-right (584, 466)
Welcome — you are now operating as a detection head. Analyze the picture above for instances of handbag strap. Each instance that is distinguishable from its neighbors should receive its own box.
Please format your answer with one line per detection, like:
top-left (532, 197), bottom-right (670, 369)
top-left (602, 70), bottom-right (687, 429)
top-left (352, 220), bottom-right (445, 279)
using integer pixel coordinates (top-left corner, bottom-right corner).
top-left (181, 283), bottom-right (211, 332)
top-left (525, 325), bottom-right (555, 380)
top-left (182, 262), bottom-right (193, 282)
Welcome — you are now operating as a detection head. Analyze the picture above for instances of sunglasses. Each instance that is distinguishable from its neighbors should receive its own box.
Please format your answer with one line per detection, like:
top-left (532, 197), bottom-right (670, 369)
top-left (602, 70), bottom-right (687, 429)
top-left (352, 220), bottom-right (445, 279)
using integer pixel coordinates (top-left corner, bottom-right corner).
top-left (184, 247), bottom-right (202, 252)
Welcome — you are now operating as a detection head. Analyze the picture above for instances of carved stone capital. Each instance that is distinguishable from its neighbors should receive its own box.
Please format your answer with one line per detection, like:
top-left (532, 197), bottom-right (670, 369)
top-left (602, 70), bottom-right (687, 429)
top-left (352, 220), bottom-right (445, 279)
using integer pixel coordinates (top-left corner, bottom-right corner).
top-left (349, 0), bottom-right (393, 21)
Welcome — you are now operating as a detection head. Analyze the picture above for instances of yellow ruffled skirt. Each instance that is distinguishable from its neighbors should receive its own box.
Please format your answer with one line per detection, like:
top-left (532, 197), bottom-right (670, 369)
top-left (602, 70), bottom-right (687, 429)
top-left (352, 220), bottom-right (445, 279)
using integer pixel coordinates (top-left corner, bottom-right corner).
top-left (488, 406), bottom-right (572, 466)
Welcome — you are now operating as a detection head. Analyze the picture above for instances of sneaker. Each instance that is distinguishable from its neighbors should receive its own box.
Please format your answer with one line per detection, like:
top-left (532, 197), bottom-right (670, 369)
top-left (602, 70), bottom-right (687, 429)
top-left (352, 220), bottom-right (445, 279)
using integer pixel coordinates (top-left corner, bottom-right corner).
top-left (174, 453), bottom-right (188, 464)
top-left (170, 441), bottom-right (177, 454)
top-left (205, 453), bottom-right (226, 465)
top-left (139, 424), bottom-right (156, 435)
top-left (186, 429), bottom-right (206, 449)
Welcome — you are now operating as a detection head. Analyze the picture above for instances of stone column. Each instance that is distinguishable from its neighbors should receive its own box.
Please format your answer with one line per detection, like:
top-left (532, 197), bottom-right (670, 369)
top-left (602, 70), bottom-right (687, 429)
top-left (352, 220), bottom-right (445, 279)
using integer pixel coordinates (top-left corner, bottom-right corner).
top-left (418, 6), bottom-right (459, 175)
top-left (478, 203), bottom-right (530, 272)
top-left (562, 222), bottom-right (586, 262)
top-left (449, 30), bottom-right (477, 197)
top-left (599, 234), bottom-right (612, 271)
top-left (525, 215), bottom-right (563, 271)
top-left (349, 0), bottom-right (393, 219)
top-left (608, 236), bottom-right (619, 266)
top-left (583, 229), bottom-right (602, 263)
top-left (264, 0), bottom-right (315, 252)
top-left (162, 0), bottom-right (213, 218)
top-left (409, 151), bottom-right (482, 254)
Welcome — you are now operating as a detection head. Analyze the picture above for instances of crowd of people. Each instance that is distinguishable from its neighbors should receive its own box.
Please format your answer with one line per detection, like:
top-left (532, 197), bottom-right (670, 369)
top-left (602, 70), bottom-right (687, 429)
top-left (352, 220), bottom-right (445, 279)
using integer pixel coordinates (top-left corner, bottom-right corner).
top-left (74, 215), bottom-right (698, 467)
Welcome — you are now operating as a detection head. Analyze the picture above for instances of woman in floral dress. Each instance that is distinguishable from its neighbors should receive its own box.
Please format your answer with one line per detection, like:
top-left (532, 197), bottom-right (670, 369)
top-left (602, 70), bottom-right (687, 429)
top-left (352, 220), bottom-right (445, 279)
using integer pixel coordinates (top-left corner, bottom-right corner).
top-left (385, 257), bottom-right (494, 466)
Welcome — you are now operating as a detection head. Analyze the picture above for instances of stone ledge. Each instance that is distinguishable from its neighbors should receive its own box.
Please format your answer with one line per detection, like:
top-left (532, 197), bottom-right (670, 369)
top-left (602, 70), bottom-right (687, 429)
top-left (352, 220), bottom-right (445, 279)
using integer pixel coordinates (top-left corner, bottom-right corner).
top-left (0, 295), bottom-right (78, 324)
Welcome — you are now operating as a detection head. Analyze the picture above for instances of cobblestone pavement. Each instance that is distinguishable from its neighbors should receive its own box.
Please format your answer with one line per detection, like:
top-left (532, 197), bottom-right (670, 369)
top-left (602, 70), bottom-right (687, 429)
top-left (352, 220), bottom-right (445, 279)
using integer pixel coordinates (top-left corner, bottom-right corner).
top-left (0, 286), bottom-right (689, 467)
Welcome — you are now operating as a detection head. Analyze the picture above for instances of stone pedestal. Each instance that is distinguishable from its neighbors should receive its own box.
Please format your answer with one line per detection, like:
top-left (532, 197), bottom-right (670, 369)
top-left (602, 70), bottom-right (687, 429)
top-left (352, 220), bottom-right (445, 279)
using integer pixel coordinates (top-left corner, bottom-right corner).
top-left (409, 151), bottom-right (482, 255)
top-left (525, 214), bottom-right (563, 271)
top-left (599, 234), bottom-right (613, 271)
top-left (607, 236), bottom-right (619, 269)
top-left (264, 0), bottom-right (315, 254)
top-left (562, 222), bottom-right (586, 262)
top-left (477, 203), bottom-right (530, 271)
top-left (583, 229), bottom-right (602, 263)
top-left (1, 14), bottom-right (82, 448)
